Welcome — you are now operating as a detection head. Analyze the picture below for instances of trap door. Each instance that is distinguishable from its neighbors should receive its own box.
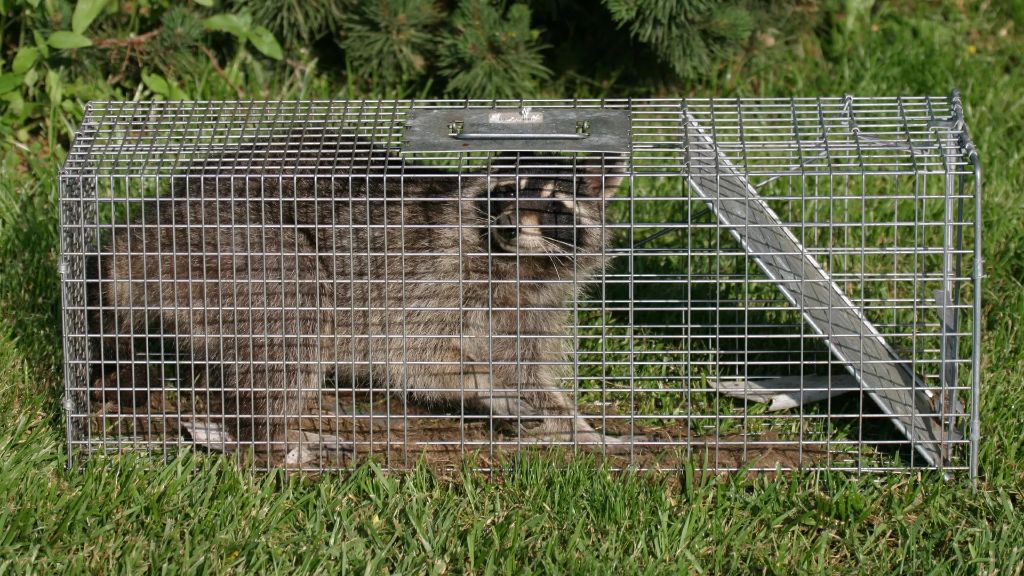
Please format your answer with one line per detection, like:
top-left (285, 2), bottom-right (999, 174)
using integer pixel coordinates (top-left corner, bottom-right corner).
top-left (680, 118), bottom-right (958, 470)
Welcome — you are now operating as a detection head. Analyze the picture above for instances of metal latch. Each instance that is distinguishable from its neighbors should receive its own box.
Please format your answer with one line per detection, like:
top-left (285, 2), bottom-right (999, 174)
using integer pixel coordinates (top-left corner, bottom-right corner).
top-left (402, 107), bottom-right (630, 153)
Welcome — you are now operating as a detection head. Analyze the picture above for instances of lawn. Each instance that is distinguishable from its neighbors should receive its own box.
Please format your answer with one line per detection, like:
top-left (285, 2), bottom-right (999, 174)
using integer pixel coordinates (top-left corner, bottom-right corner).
top-left (1, 1), bottom-right (1023, 573)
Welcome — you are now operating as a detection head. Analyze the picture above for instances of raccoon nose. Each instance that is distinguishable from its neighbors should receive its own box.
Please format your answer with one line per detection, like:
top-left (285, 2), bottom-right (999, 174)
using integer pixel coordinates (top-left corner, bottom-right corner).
top-left (493, 213), bottom-right (518, 240)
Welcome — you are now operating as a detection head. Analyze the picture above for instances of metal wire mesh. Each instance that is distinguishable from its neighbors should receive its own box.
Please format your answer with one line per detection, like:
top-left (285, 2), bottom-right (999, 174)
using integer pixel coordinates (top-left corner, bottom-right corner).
top-left (59, 95), bottom-right (981, 475)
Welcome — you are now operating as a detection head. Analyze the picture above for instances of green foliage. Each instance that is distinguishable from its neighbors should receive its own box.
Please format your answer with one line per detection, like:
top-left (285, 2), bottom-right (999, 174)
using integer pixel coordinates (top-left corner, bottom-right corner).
top-left (231, 0), bottom-right (346, 47)
top-left (47, 30), bottom-right (93, 49)
top-left (154, 6), bottom-right (206, 71)
top-left (204, 12), bottom-right (284, 60)
top-left (70, 0), bottom-right (106, 34)
top-left (604, 0), bottom-right (756, 78)
top-left (0, 0), bottom-right (817, 144)
top-left (0, 0), bottom-right (287, 147)
top-left (336, 0), bottom-right (445, 91)
top-left (438, 1), bottom-right (550, 98)
top-left (334, 0), bottom-right (551, 98)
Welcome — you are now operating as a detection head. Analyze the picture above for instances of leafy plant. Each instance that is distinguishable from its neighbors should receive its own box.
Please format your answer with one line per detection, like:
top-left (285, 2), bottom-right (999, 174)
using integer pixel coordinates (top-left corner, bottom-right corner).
top-left (203, 12), bottom-right (284, 61)
top-left (0, 0), bottom-right (287, 148)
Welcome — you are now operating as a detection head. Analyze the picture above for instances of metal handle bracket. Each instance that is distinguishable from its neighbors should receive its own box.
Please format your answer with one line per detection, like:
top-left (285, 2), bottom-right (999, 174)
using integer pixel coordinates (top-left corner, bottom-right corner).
top-left (448, 117), bottom-right (591, 140)
top-left (402, 108), bottom-right (629, 153)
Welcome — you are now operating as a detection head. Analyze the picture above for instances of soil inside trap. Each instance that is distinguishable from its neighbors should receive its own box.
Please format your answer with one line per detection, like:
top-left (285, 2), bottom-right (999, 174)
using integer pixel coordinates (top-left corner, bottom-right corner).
top-left (87, 386), bottom-right (835, 472)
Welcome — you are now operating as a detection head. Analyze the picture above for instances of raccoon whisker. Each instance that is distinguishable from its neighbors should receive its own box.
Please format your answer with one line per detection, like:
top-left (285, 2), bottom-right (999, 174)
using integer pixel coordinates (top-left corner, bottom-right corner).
top-left (544, 249), bottom-right (569, 280)
top-left (537, 237), bottom-right (560, 254)
top-left (537, 241), bottom-right (566, 281)
top-left (539, 235), bottom-right (577, 252)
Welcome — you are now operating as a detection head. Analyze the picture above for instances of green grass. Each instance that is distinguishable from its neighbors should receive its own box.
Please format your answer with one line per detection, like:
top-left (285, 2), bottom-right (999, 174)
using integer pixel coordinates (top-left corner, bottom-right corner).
top-left (2, 1), bottom-right (1024, 573)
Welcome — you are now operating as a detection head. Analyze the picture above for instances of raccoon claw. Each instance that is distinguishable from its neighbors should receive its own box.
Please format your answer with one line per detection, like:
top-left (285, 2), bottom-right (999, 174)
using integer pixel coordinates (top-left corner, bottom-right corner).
top-left (281, 432), bottom-right (352, 469)
top-left (588, 433), bottom-right (648, 455)
top-left (284, 446), bottom-right (316, 468)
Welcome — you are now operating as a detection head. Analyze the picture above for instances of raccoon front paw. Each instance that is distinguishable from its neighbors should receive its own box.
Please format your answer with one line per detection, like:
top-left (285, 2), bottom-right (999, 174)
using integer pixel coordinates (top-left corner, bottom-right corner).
top-left (523, 418), bottom-right (647, 454)
top-left (590, 433), bottom-right (649, 455)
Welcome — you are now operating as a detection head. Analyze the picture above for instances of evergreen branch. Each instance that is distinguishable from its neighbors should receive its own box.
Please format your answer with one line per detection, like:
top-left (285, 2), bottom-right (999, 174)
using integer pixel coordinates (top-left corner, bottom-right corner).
top-left (602, 0), bottom-right (754, 78)
top-left (438, 2), bottom-right (550, 99)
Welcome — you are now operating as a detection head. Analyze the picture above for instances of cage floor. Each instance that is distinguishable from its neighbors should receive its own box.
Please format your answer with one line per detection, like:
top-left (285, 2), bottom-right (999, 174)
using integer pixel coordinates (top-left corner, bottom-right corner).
top-left (82, 384), bottom-right (834, 472)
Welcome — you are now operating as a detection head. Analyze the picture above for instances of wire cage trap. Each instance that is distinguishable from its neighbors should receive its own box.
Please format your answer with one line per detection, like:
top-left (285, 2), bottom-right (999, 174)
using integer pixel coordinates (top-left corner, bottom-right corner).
top-left (59, 93), bottom-right (982, 476)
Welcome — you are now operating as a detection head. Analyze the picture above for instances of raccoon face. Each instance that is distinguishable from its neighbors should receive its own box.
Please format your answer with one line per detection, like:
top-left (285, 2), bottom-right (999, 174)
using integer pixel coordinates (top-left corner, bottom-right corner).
top-left (475, 166), bottom-right (624, 257)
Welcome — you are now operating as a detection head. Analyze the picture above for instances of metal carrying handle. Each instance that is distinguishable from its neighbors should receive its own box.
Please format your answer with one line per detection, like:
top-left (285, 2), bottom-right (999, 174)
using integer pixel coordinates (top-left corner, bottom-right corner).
top-left (447, 120), bottom-right (591, 140)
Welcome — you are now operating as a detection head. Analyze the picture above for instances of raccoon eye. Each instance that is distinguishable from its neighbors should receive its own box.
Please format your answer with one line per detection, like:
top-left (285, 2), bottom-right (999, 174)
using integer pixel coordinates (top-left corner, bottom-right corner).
top-left (486, 184), bottom-right (516, 200)
top-left (476, 184), bottom-right (516, 219)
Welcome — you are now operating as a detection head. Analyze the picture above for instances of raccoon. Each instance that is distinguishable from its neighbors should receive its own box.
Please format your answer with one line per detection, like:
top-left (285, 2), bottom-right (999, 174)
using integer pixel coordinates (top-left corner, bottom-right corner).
top-left (89, 152), bottom-right (631, 461)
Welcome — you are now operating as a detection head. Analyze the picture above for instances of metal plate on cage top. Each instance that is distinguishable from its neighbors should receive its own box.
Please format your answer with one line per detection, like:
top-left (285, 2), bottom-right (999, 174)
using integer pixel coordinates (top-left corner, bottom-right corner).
top-left (401, 108), bottom-right (632, 153)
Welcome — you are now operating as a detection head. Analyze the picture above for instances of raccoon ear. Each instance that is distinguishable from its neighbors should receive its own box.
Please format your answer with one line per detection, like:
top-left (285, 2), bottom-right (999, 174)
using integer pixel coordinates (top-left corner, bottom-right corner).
top-left (457, 173), bottom-right (516, 199)
top-left (578, 155), bottom-right (628, 197)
